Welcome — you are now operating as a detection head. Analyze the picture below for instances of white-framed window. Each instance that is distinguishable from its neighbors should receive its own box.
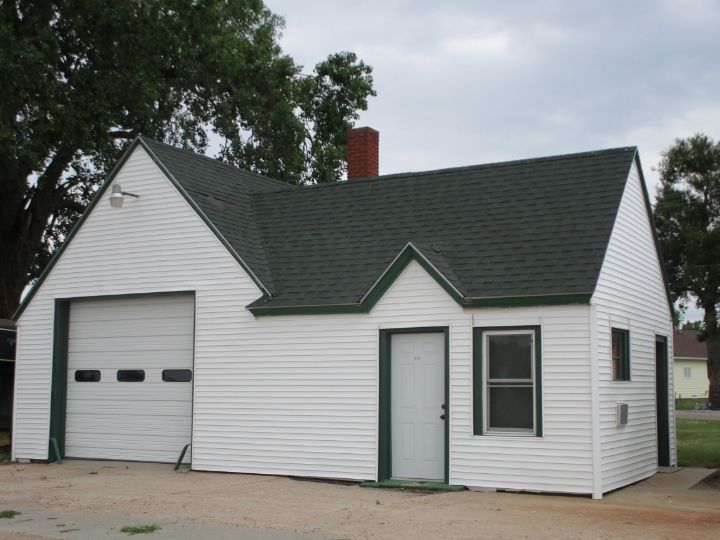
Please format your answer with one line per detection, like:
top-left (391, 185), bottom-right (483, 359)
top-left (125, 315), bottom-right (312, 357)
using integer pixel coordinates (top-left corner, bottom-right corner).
top-left (683, 366), bottom-right (692, 378)
top-left (483, 329), bottom-right (536, 435)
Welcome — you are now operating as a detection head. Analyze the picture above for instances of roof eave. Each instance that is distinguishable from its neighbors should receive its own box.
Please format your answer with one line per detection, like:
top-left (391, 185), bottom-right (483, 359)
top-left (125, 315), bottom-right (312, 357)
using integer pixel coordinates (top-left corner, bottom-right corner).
top-left (12, 137), bottom-right (146, 321)
top-left (248, 242), bottom-right (593, 316)
top-left (12, 136), bottom-right (274, 321)
top-left (137, 137), bottom-right (272, 298)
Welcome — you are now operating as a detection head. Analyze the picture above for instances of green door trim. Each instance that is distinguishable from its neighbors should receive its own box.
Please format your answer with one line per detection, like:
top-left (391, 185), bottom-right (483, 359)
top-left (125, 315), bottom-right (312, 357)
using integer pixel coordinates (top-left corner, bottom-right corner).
top-left (655, 334), bottom-right (670, 467)
top-left (47, 291), bottom-right (196, 463)
top-left (49, 300), bottom-right (70, 459)
top-left (378, 327), bottom-right (449, 483)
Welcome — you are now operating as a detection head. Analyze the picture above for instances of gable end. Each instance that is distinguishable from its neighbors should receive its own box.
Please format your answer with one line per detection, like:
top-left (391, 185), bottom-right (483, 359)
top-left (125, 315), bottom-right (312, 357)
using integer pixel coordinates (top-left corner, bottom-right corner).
top-left (13, 137), bottom-right (270, 320)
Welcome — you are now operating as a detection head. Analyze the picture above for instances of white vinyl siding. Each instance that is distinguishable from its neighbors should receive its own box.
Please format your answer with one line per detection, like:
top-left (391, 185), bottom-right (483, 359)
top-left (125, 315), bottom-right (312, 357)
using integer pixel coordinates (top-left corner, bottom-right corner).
top-left (592, 161), bottom-right (675, 493)
top-left (13, 147), bottom-right (260, 461)
top-left (16, 145), bottom-right (672, 497)
top-left (462, 306), bottom-right (594, 493)
top-left (12, 145), bottom-right (597, 491)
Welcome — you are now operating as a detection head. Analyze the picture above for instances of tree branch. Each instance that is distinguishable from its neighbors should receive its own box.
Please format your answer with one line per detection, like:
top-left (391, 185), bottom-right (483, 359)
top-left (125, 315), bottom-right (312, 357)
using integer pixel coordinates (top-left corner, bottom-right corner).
top-left (108, 129), bottom-right (138, 139)
top-left (58, 199), bottom-right (87, 214)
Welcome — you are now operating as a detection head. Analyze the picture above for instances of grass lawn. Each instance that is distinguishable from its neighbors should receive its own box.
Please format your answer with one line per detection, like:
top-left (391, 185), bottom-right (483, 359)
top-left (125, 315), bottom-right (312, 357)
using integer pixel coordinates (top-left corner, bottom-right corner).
top-left (675, 398), bottom-right (709, 410)
top-left (676, 419), bottom-right (720, 469)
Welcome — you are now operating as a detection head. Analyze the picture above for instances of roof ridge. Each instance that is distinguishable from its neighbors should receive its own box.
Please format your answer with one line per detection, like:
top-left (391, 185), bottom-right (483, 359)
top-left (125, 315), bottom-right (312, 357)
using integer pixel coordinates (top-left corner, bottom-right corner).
top-left (256, 146), bottom-right (637, 193)
top-left (138, 135), bottom-right (295, 190)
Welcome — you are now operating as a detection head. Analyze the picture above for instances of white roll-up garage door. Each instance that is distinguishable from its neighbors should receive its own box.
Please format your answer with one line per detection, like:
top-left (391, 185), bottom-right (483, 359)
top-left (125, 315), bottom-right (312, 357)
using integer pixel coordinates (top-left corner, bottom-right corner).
top-left (65, 293), bottom-right (194, 463)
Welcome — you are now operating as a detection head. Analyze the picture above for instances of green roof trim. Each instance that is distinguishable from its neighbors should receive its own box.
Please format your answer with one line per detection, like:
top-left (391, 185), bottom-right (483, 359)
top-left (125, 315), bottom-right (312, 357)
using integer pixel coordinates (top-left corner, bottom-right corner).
top-left (13, 136), bottom-right (279, 320)
top-left (631, 151), bottom-right (674, 318)
top-left (463, 293), bottom-right (592, 308)
top-left (137, 137), bottom-right (272, 297)
top-left (248, 243), bottom-right (591, 316)
top-left (248, 242), bottom-right (464, 316)
top-left (14, 139), bottom-right (655, 320)
top-left (13, 139), bottom-right (142, 320)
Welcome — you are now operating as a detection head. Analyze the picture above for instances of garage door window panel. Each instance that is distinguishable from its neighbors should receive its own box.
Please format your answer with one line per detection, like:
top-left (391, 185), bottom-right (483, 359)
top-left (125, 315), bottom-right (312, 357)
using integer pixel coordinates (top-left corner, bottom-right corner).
top-left (117, 369), bottom-right (145, 382)
top-left (162, 369), bottom-right (192, 382)
top-left (74, 370), bottom-right (101, 382)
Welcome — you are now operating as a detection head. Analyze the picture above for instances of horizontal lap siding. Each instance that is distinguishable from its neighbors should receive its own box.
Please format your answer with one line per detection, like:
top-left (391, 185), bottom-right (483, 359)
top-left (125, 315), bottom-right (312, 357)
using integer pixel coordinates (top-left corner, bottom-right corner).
top-left (673, 359), bottom-right (709, 398)
top-left (456, 306), bottom-right (594, 493)
top-left (592, 162), bottom-right (675, 493)
top-left (13, 148), bottom-right (259, 461)
top-left (15, 148), bottom-right (595, 492)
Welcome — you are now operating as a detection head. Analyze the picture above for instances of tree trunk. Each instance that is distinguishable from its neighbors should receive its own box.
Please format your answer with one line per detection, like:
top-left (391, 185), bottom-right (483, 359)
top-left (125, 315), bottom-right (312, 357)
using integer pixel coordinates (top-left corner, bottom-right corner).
top-left (707, 335), bottom-right (720, 410)
top-left (0, 228), bottom-right (37, 319)
top-left (703, 305), bottom-right (720, 410)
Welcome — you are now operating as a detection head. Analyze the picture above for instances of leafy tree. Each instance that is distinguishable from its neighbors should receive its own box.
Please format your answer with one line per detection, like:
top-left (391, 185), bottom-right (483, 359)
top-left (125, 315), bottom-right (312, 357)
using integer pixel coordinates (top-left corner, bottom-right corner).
top-left (681, 320), bottom-right (705, 332)
top-left (654, 134), bottom-right (720, 409)
top-left (0, 0), bottom-right (375, 318)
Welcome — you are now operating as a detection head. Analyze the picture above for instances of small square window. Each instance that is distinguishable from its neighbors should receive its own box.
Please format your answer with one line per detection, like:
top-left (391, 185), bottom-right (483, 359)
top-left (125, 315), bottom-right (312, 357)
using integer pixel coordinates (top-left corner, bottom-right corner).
top-left (611, 329), bottom-right (630, 381)
top-left (683, 367), bottom-right (692, 378)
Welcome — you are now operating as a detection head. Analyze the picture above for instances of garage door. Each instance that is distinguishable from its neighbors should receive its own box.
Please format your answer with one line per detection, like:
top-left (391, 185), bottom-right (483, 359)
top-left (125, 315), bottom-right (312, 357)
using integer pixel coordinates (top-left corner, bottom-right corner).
top-left (65, 293), bottom-right (194, 463)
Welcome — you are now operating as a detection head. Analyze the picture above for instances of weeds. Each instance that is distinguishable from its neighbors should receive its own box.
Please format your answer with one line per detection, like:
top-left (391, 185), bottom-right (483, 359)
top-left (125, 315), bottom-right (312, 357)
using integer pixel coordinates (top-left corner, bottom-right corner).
top-left (120, 524), bottom-right (161, 535)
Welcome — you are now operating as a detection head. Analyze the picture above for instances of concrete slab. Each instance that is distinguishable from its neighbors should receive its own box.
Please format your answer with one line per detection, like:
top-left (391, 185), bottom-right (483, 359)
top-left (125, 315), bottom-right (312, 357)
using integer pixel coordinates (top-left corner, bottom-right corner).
top-left (1, 460), bottom-right (719, 539)
top-left (643, 467), bottom-right (718, 491)
top-left (0, 508), bottom-right (322, 540)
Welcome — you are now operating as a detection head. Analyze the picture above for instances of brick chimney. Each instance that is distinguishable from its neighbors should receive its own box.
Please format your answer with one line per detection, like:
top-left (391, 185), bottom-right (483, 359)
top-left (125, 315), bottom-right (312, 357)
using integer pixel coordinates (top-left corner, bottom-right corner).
top-left (346, 127), bottom-right (379, 179)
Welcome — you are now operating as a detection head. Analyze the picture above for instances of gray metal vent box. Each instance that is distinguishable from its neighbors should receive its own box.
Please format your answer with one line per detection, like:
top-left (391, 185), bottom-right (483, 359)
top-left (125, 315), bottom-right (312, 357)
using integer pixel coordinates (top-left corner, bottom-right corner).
top-left (616, 403), bottom-right (629, 426)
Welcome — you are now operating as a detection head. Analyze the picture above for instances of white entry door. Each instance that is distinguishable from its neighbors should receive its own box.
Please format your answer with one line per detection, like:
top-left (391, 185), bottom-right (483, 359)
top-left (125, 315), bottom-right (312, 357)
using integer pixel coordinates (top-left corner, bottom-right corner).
top-left (65, 293), bottom-right (194, 463)
top-left (390, 332), bottom-right (445, 481)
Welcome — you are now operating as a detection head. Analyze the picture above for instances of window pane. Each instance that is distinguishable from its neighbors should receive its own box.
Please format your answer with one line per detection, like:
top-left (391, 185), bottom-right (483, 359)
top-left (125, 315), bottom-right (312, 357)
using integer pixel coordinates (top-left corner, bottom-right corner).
top-left (117, 369), bottom-right (145, 382)
top-left (162, 369), bottom-right (192, 382)
top-left (488, 386), bottom-right (533, 430)
top-left (75, 370), bottom-right (101, 382)
top-left (488, 334), bottom-right (532, 379)
top-left (612, 329), bottom-right (629, 381)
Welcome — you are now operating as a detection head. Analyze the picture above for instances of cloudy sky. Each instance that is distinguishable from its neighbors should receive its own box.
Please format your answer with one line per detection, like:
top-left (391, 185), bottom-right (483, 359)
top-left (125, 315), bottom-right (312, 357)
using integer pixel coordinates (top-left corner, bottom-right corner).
top-left (267, 0), bottom-right (719, 196)
top-left (265, 0), bottom-right (719, 322)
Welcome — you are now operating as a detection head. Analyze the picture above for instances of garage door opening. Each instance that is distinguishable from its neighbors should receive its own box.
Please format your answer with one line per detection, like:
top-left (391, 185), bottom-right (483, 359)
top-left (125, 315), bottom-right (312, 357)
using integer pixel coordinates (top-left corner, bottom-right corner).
top-left (51, 293), bottom-right (195, 464)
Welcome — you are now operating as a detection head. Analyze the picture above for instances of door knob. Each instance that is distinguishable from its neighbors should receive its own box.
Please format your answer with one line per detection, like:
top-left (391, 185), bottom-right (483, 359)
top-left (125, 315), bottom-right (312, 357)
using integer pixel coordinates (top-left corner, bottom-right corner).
top-left (440, 414), bottom-right (446, 420)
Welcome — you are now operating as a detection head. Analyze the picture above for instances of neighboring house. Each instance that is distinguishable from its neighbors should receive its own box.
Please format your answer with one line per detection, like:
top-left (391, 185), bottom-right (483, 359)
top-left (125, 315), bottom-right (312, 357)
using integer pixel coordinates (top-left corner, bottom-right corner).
top-left (11, 128), bottom-right (674, 499)
top-left (0, 319), bottom-right (16, 432)
top-left (673, 329), bottom-right (708, 399)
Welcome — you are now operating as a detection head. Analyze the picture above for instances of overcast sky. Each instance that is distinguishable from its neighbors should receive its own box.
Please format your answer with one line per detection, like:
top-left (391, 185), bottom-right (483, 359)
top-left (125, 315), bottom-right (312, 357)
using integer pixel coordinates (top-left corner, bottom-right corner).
top-left (266, 0), bottom-right (719, 197)
top-left (266, 0), bottom-right (719, 322)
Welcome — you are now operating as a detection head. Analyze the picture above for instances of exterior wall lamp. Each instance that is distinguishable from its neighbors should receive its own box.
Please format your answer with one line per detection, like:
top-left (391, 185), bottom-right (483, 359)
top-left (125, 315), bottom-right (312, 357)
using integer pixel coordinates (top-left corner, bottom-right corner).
top-left (109, 183), bottom-right (140, 208)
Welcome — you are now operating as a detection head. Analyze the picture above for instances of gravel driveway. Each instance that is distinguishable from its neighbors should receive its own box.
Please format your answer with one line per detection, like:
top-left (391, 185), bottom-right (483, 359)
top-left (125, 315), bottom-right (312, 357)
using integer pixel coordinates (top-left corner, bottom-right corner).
top-left (676, 410), bottom-right (720, 420)
top-left (0, 460), bottom-right (718, 539)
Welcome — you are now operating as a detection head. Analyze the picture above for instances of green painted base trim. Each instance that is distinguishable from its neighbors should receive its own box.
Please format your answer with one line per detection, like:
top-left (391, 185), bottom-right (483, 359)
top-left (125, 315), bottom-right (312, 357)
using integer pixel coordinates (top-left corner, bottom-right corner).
top-left (49, 438), bottom-right (62, 465)
top-left (360, 479), bottom-right (466, 492)
top-left (174, 443), bottom-right (191, 470)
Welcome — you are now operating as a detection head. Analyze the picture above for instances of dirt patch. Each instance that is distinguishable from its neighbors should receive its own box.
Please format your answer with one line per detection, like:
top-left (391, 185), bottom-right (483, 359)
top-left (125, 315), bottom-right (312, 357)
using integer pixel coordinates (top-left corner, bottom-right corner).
top-left (1, 461), bottom-right (719, 539)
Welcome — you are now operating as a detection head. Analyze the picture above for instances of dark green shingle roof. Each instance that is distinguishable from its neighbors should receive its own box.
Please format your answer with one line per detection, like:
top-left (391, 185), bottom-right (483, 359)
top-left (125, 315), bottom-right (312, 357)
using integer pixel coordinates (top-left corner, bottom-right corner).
top-left (141, 139), bottom-right (637, 312)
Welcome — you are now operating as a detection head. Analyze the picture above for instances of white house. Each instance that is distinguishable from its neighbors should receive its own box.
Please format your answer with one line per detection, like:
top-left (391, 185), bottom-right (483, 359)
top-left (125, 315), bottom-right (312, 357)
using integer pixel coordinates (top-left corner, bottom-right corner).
top-left (11, 129), bottom-right (674, 499)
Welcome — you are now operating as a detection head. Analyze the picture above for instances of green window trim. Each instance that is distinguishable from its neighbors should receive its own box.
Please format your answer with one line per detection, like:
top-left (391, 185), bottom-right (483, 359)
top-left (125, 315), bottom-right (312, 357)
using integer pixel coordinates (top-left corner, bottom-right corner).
top-left (611, 328), bottom-right (630, 381)
top-left (473, 326), bottom-right (543, 437)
